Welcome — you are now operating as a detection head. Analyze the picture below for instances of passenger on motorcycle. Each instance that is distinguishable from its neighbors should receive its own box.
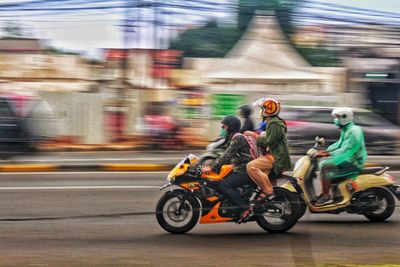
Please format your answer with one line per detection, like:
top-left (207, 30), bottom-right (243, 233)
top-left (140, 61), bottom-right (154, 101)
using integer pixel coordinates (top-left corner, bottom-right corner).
top-left (238, 104), bottom-right (255, 133)
top-left (314, 107), bottom-right (368, 206)
top-left (201, 115), bottom-right (255, 214)
top-left (244, 98), bottom-right (292, 199)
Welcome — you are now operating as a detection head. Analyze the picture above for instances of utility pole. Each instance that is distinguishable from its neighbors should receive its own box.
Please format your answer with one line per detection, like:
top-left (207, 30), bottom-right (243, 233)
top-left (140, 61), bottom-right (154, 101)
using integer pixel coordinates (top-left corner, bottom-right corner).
top-left (114, 0), bottom-right (134, 141)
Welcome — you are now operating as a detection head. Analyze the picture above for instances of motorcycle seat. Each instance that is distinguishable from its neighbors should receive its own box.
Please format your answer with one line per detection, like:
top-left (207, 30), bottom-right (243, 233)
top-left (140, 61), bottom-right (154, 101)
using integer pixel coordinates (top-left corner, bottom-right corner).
top-left (270, 172), bottom-right (294, 180)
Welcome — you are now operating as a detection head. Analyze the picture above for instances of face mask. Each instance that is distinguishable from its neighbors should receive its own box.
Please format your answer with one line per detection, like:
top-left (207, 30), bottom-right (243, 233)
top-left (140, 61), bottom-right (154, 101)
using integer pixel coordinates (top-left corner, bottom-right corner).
top-left (334, 118), bottom-right (341, 127)
top-left (220, 127), bottom-right (228, 138)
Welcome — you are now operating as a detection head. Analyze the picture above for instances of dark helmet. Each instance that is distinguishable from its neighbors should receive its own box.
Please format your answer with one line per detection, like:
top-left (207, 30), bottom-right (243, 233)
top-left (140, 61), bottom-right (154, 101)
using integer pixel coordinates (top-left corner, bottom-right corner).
top-left (238, 104), bottom-right (252, 117)
top-left (220, 115), bottom-right (241, 135)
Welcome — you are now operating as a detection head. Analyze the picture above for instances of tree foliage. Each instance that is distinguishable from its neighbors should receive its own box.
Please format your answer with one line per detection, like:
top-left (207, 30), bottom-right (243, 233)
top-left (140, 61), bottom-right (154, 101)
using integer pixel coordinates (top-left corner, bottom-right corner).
top-left (170, 21), bottom-right (242, 58)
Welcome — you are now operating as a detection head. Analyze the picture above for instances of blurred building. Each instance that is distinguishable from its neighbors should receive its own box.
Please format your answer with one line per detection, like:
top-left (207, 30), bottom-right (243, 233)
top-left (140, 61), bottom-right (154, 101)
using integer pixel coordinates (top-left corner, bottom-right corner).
top-left (293, 23), bottom-right (400, 125)
top-left (98, 48), bottom-right (186, 140)
top-left (332, 25), bottom-right (400, 126)
top-left (0, 38), bottom-right (92, 93)
top-left (0, 37), bottom-right (106, 144)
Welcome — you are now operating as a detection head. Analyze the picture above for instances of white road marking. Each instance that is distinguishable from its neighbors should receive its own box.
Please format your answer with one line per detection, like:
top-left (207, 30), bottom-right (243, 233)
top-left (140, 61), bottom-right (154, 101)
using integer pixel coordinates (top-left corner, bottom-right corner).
top-left (0, 185), bottom-right (161, 190)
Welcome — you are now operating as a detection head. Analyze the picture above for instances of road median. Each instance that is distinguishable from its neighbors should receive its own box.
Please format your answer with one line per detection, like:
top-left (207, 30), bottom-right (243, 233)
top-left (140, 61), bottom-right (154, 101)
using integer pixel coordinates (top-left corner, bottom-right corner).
top-left (0, 161), bottom-right (398, 172)
top-left (0, 163), bottom-right (176, 172)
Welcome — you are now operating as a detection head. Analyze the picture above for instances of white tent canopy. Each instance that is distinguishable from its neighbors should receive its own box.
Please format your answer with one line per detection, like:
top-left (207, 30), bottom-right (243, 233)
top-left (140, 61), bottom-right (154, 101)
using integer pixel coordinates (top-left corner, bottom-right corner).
top-left (185, 13), bottom-right (346, 94)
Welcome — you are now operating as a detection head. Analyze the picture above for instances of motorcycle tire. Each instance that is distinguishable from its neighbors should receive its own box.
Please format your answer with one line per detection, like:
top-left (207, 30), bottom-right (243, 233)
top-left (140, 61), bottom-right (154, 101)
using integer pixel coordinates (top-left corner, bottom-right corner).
top-left (156, 192), bottom-right (200, 234)
top-left (363, 188), bottom-right (395, 222)
top-left (256, 187), bottom-right (299, 233)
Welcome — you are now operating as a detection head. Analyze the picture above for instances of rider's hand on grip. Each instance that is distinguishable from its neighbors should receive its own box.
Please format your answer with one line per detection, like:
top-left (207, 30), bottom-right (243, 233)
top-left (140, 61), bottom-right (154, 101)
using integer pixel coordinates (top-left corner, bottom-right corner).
top-left (314, 150), bottom-right (330, 158)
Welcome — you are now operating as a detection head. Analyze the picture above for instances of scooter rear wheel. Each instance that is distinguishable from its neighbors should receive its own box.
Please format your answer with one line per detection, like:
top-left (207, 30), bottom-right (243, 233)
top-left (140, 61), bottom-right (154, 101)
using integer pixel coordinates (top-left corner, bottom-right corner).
top-left (363, 188), bottom-right (395, 222)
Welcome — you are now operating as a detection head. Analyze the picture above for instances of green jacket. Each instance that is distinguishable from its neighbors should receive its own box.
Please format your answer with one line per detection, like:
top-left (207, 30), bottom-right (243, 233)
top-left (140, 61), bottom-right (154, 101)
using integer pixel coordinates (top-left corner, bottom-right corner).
top-left (257, 117), bottom-right (292, 175)
top-left (326, 122), bottom-right (367, 169)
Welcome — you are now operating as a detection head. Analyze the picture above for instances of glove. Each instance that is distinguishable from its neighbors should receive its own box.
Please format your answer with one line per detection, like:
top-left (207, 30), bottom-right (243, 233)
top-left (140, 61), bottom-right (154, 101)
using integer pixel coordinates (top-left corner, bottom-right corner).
top-left (201, 166), bottom-right (211, 174)
top-left (314, 150), bottom-right (330, 158)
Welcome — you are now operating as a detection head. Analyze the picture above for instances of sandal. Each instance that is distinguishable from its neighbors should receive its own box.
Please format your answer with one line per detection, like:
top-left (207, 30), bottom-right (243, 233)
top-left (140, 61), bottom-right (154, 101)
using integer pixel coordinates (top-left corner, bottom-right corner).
top-left (256, 192), bottom-right (275, 202)
top-left (238, 203), bottom-right (255, 223)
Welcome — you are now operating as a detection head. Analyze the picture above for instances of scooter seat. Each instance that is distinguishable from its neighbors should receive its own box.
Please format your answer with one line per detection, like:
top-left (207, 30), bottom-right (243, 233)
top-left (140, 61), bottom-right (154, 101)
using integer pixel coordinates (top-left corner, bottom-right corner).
top-left (330, 167), bottom-right (386, 185)
top-left (359, 167), bottom-right (385, 175)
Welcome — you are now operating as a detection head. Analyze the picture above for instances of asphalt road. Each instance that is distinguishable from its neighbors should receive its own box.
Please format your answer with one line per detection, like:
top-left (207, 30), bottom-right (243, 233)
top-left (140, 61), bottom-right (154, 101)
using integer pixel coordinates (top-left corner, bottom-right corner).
top-left (0, 172), bottom-right (399, 266)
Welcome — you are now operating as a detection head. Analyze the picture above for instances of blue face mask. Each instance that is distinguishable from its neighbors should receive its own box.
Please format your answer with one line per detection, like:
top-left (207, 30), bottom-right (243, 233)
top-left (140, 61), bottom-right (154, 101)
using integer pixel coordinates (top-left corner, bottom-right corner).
top-left (220, 127), bottom-right (228, 138)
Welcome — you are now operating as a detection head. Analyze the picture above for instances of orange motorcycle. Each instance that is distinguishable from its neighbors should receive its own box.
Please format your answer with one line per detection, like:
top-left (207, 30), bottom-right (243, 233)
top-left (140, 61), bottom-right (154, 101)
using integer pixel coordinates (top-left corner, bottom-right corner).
top-left (156, 154), bottom-right (300, 234)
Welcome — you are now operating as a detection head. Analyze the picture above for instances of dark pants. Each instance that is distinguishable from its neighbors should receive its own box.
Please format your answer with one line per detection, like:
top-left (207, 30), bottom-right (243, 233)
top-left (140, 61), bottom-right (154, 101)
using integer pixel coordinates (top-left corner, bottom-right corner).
top-left (218, 171), bottom-right (255, 209)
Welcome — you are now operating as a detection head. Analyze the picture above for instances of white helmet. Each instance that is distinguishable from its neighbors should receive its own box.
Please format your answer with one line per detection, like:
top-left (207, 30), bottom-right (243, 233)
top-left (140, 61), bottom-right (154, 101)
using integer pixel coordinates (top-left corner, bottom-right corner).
top-left (331, 107), bottom-right (353, 126)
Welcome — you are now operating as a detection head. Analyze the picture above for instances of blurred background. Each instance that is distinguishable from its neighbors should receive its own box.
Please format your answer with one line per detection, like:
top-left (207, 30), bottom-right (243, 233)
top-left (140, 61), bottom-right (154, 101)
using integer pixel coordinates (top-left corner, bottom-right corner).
top-left (0, 0), bottom-right (399, 156)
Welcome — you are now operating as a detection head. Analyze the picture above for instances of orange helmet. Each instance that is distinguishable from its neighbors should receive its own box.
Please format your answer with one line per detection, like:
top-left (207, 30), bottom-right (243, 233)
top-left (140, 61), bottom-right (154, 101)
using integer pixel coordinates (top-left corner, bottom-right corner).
top-left (261, 98), bottom-right (280, 117)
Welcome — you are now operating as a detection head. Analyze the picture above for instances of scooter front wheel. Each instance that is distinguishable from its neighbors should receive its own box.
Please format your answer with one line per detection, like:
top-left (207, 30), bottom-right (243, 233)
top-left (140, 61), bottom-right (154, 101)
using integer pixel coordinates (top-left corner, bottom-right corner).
top-left (156, 192), bottom-right (200, 234)
top-left (363, 188), bottom-right (395, 222)
top-left (256, 187), bottom-right (299, 233)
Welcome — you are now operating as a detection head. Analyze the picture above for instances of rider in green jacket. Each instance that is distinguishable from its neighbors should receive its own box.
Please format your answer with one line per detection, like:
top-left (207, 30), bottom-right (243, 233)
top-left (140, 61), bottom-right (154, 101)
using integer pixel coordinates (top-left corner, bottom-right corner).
top-left (315, 107), bottom-right (368, 205)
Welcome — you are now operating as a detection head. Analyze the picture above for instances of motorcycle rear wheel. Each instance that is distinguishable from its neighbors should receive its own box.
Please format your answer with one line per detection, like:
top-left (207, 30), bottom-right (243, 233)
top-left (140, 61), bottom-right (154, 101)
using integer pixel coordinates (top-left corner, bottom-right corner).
top-left (156, 192), bottom-right (200, 234)
top-left (295, 194), bottom-right (307, 219)
top-left (256, 187), bottom-right (299, 233)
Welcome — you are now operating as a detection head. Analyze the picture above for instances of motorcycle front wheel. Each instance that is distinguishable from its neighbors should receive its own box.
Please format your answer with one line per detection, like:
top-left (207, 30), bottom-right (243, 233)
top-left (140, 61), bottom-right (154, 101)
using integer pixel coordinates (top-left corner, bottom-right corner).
top-left (256, 187), bottom-right (299, 233)
top-left (156, 192), bottom-right (200, 234)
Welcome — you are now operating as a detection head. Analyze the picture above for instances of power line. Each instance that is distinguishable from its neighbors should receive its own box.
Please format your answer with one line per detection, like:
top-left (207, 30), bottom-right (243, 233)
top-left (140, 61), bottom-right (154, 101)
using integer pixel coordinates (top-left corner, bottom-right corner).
top-left (301, 0), bottom-right (400, 19)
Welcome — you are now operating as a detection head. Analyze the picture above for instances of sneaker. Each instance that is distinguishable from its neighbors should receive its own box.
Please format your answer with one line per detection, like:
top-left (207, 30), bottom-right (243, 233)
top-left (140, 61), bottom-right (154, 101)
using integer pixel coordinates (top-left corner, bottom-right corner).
top-left (315, 195), bottom-right (333, 206)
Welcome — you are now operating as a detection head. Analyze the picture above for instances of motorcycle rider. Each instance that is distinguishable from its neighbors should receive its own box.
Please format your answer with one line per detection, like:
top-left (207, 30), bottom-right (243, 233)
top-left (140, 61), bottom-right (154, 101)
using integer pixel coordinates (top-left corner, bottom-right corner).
top-left (241, 98), bottom-right (291, 220)
top-left (314, 107), bottom-right (367, 205)
top-left (238, 104), bottom-right (255, 133)
top-left (201, 115), bottom-right (255, 216)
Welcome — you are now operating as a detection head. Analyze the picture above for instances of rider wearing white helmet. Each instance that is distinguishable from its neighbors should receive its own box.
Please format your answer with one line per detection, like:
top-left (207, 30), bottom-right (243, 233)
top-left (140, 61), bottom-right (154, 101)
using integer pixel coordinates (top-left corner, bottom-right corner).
top-left (315, 107), bottom-right (368, 205)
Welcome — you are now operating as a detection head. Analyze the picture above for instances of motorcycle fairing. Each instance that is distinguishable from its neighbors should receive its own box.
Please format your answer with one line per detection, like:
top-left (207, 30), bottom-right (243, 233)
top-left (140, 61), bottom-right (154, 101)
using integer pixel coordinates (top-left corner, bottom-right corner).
top-left (200, 202), bottom-right (234, 224)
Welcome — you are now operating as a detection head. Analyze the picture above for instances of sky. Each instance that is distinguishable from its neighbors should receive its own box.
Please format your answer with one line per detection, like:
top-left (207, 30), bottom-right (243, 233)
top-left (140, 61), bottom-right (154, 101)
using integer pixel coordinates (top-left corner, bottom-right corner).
top-left (0, 0), bottom-right (399, 58)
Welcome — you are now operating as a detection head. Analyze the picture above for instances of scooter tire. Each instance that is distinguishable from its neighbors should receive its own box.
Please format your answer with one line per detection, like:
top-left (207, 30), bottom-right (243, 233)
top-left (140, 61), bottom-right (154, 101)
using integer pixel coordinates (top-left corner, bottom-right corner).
top-left (256, 187), bottom-right (299, 233)
top-left (363, 188), bottom-right (395, 222)
top-left (156, 192), bottom-right (200, 234)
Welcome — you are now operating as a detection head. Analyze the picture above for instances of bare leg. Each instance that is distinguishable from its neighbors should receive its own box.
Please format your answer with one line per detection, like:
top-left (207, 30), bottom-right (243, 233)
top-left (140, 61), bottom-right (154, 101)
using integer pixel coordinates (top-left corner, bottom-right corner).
top-left (246, 157), bottom-right (274, 194)
top-left (321, 167), bottom-right (332, 196)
